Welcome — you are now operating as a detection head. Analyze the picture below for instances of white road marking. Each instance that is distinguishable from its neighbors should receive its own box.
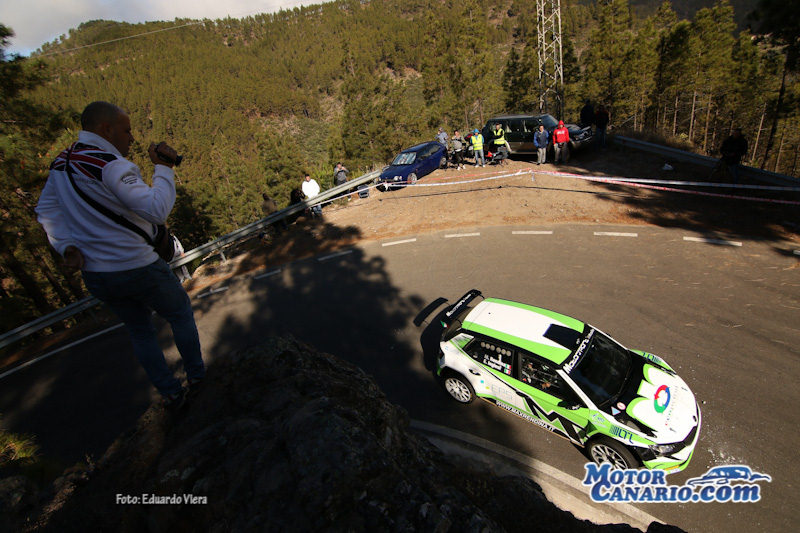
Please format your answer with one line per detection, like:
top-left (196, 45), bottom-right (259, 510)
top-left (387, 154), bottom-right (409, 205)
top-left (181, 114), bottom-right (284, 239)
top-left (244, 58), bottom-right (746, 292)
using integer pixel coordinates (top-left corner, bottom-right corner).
top-left (382, 238), bottom-right (417, 247)
top-left (410, 420), bottom-right (661, 530)
top-left (317, 249), bottom-right (353, 262)
top-left (444, 232), bottom-right (481, 238)
top-left (196, 286), bottom-right (230, 299)
top-left (254, 268), bottom-right (282, 280)
top-left (512, 230), bottom-right (553, 235)
top-left (683, 236), bottom-right (742, 247)
top-left (0, 323), bottom-right (126, 381)
top-left (594, 232), bottom-right (638, 237)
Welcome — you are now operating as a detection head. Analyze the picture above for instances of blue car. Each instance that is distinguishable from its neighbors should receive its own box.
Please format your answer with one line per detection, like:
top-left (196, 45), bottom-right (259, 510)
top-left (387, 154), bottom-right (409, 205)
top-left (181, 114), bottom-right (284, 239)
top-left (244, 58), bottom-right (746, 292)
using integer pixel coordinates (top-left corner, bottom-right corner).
top-left (378, 141), bottom-right (448, 189)
top-left (687, 465), bottom-right (772, 486)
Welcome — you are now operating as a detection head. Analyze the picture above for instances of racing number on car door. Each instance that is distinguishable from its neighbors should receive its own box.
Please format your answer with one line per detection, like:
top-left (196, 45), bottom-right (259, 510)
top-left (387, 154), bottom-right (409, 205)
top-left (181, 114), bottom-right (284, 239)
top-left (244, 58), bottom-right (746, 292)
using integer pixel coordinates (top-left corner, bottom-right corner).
top-left (465, 339), bottom-right (521, 409)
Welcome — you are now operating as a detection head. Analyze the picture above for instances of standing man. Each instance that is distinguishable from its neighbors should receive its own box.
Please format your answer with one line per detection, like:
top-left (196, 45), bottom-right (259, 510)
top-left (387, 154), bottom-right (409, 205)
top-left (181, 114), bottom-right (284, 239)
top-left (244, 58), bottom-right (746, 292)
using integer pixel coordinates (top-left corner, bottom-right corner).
top-left (534, 124), bottom-right (549, 165)
top-left (491, 123), bottom-right (509, 164)
top-left (594, 105), bottom-right (610, 149)
top-left (333, 162), bottom-right (351, 200)
top-left (552, 120), bottom-right (570, 164)
top-left (580, 99), bottom-right (595, 128)
top-left (471, 129), bottom-right (485, 167)
top-left (719, 128), bottom-right (748, 183)
top-left (436, 128), bottom-right (449, 148)
top-left (333, 162), bottom-right (349, 187)
top-left (451, 130), bottom-right (466, 170)
top-left (302, 174), bottom-right (322, 216)
top-left (36, 101), bottom-right (204, 407)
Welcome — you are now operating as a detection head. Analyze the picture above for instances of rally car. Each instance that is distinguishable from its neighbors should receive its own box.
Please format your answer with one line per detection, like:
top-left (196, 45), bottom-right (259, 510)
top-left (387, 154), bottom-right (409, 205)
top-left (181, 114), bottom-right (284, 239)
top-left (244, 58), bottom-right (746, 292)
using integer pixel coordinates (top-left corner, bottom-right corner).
top-left (437, 290), bottom-right (701, 472)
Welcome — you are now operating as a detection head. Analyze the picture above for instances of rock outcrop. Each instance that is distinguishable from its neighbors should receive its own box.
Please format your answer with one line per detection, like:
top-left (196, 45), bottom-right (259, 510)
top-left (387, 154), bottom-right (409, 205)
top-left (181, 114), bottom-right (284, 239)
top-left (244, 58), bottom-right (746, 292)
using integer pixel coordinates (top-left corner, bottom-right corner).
top-left (5, 337), bottom-right (680, 532)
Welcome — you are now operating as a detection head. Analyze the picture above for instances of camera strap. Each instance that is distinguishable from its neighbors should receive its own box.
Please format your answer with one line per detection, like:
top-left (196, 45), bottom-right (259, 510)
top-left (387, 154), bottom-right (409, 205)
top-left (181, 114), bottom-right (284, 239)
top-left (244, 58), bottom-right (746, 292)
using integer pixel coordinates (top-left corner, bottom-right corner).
top-left (64, 143), bottom-right (157, 247)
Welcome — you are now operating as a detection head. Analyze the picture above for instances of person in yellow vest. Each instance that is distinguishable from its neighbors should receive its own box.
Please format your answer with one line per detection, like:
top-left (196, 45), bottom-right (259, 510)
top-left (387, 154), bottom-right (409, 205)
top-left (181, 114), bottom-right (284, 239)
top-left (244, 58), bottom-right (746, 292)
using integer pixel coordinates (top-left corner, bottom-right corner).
top-left (491, 122), bottom-right (509, 165)
top-left (471, 129), bottom-right (485, 167)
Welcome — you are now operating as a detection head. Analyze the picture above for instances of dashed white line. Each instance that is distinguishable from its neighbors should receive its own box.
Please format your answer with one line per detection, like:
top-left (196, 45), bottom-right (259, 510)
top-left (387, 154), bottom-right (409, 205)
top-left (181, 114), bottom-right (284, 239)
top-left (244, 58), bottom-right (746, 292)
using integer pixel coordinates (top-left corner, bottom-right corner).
top-left (444, 232), bottom-right (481, 239)
top-left (318, 249), bottom-right (353, 262)
top-left (512, 230), bottom-right (553, 235)
top-left (683, 236), bottom-right (742, 247)
top-left (254, 268), bottom-right (282, 280)
top-left (382, 238), bottom-right (417, 247)
top-left (594, 232), bottom-right (638, 237)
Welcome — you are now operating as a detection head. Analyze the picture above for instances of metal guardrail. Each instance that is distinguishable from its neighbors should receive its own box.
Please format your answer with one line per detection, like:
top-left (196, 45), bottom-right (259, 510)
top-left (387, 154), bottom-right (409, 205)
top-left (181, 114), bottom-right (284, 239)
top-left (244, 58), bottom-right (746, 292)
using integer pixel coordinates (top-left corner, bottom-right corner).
top-left (613, 136), bottom-right (798, 187)
top-left (0, 170), bottom-right (380, 352)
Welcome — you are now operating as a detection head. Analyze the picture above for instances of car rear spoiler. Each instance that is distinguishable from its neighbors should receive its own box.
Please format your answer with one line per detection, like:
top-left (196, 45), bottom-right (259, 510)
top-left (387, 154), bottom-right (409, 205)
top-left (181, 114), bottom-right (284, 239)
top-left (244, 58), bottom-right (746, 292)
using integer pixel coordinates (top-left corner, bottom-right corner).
top-left (442, 289), bottom-right (482, 326)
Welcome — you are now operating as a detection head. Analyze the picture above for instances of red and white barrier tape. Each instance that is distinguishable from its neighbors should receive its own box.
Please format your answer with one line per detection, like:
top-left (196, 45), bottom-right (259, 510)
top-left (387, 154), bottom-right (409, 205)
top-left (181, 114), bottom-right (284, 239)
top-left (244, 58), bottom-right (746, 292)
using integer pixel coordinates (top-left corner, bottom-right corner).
top-left (536, 170), bottom-right (800, 206)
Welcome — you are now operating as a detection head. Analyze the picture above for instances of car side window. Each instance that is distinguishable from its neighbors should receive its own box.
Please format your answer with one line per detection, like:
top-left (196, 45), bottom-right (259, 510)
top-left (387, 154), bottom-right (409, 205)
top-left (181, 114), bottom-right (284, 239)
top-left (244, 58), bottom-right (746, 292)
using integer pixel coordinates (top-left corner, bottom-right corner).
top-left (507, 119), bottom-right (524, 133)
top-left (465, 339), bottom-right (513, 376)
top-left (518, 353), bottom-right (578, 402)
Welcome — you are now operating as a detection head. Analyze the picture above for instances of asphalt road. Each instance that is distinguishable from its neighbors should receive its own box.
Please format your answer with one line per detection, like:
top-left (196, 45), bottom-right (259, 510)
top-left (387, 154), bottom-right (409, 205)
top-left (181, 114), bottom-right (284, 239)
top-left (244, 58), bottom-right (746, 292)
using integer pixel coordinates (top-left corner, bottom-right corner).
top-left (2, 224), bottom-right (798, 532)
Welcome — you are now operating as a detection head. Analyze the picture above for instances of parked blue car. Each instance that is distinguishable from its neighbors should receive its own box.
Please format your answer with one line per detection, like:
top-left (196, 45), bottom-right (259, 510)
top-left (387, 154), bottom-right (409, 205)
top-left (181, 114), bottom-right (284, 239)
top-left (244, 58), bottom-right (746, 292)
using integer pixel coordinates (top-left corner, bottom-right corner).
top-left (378, 141), bottom-right (448, 189)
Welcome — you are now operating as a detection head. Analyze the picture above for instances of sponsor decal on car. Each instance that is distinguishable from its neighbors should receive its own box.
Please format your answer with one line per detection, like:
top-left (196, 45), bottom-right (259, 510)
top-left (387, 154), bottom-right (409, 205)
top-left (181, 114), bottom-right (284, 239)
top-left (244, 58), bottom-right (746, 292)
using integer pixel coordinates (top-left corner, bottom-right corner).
top-left (654, 385), bottom-right (671, 413)
top-left (583, 463), bottom-right (770, 503)
top-left (563, 328), bottom-right (594, 373)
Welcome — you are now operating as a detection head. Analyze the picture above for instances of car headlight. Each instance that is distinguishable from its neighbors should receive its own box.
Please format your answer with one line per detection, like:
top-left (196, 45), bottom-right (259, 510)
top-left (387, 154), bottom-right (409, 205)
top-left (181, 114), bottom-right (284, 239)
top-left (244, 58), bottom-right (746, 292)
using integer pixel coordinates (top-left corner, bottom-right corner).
top-left (650, 442), bottom-right (683, 455)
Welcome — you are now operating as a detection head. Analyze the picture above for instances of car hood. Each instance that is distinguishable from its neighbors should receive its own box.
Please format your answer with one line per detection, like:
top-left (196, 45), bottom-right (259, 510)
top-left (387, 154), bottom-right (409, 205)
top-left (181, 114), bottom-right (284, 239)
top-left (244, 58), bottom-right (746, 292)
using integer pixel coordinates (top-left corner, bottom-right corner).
top-left (621, 363), bottom-right (699, 443)
top-left (379, 165), bottom-right (412, 180)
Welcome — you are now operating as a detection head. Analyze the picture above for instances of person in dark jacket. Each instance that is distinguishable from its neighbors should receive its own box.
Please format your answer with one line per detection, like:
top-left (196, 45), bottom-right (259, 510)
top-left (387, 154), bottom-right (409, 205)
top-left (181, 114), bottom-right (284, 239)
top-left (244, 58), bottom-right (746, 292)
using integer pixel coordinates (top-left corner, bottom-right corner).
top-left (534, 125), bottom-right (549, 165)
top-left (580, 100), bottom-right (595, 128)
top-left (719, 128), bottom-right (748, 183)
top-left (594, 105), bottom-right (610, 148)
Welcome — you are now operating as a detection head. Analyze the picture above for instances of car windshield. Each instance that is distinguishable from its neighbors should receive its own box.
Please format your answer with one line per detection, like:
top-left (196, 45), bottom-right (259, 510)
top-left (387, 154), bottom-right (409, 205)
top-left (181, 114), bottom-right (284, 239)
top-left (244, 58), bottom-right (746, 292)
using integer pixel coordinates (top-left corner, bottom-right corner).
top-left (568, 330), bottom-right (630, 408)
top-left (391, 151), bottom-right (417, 165)
top-left (541, 114), bottom-right (559, 129)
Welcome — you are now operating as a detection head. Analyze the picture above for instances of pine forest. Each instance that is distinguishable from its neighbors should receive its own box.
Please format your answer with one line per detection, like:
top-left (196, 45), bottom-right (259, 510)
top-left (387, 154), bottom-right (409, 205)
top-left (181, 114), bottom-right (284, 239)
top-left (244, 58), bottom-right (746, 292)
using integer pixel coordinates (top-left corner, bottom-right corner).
top-left (1, 0), bottom-right (798, 336)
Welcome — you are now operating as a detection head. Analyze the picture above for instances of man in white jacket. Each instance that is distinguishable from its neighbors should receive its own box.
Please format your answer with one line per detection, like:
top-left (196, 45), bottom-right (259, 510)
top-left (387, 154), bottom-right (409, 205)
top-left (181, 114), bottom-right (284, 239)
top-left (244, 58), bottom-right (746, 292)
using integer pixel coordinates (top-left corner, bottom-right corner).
top-left (301, 174), bottom-right (322, 217)
top-left (36, 101), bottom-right (204, 407)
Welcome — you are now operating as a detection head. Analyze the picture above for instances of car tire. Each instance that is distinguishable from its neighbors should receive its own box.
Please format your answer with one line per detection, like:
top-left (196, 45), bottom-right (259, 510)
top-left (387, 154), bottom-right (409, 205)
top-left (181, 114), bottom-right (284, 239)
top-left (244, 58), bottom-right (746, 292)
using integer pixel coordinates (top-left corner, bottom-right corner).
top-left (408, 173), bottom-right (418, 185)
top-left (588, 437), bottom-right (639, 470)
top-left (439, 156), bottom-right (447, 169)
top-left (442, 371), bottom-right (475, 404)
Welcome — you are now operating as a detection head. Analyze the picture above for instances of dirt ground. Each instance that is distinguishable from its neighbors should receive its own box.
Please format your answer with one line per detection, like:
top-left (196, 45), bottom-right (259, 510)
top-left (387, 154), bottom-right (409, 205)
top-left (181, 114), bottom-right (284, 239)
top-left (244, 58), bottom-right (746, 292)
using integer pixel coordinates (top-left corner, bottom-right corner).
top-left (4, 143), bottom-right (798, 368)
top-left (188, 143), bottom-right (800, 291)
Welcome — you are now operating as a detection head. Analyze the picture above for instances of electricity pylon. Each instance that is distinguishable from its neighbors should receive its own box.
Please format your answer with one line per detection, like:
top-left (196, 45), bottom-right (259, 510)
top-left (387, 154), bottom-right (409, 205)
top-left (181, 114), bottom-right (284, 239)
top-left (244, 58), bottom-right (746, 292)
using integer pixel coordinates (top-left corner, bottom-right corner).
top-left (537, 0), bottom-right (563, 117)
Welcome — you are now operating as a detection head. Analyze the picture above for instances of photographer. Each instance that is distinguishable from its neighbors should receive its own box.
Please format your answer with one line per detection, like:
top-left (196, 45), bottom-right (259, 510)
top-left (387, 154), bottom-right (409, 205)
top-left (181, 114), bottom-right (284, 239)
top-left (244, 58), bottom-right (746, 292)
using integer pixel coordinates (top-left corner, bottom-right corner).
top-left (36, 101), bottom-right (205, 408)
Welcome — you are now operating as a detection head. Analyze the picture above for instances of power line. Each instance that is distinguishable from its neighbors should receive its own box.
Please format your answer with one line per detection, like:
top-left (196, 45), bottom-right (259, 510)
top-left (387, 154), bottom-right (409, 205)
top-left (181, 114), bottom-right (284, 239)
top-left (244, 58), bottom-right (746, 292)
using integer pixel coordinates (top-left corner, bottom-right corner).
top-left (37, 21), bottom-right (204, 57)
top-left (35, 0), bottom-right (328, 58)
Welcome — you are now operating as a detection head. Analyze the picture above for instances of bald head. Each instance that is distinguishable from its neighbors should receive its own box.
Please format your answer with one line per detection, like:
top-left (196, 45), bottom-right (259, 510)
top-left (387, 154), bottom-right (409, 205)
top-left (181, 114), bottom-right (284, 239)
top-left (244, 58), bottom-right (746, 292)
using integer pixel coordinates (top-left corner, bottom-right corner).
top-left (81, 101), bottom-right (133, 157)
top-left (81, 101), bottom-right (124, 131)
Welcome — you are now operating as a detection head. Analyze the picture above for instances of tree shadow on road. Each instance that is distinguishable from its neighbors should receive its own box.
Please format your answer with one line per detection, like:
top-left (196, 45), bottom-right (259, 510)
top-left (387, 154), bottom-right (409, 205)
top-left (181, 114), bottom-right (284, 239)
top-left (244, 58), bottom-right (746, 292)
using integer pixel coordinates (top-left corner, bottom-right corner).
top-left (564, 147), bottom-right (800, 242)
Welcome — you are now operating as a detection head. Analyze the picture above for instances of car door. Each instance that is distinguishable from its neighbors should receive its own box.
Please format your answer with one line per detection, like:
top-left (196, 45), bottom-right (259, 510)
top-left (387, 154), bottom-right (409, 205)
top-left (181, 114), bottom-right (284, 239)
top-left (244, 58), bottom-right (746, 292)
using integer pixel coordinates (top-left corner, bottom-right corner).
top-left (463, 337), bottom-right (520, 409)
top-left (513, 352), bottom-right (591, 444)
top-left (420, 145), bottom-right (440, 175)
top-left (505, 118), bottom-right (528, 153)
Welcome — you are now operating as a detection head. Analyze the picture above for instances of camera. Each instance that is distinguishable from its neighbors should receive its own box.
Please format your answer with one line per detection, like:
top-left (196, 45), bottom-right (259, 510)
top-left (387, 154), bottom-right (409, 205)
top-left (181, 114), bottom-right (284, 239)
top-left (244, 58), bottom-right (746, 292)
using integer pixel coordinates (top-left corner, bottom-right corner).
top-left (157, 153), bottom-right (183, 167)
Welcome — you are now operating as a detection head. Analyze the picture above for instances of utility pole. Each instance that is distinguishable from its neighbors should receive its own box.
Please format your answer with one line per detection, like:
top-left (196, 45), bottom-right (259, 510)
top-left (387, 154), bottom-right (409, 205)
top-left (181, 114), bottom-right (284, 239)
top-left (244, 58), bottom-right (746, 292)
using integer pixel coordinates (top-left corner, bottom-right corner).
top-left (537, 0), bottom-right (564, 117)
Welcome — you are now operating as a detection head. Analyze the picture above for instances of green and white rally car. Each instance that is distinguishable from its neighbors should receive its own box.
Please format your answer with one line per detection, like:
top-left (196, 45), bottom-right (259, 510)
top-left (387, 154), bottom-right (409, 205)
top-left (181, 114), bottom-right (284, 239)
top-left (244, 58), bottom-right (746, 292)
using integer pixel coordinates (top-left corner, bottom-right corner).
top-left (437, 290), bottom-right (701, 473)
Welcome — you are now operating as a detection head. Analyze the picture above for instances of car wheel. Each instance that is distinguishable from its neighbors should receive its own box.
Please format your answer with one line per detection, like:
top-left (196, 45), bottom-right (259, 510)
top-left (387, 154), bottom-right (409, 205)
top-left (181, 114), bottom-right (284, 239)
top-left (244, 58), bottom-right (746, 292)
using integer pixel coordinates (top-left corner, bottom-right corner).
top-left (442, 371), bottom-right (475, 404)
top-left (408, 173), bottom-right (418, 185)
top-left (588, 437), bottom-right (639, 470)
top-left (439, 156), bottom-right (447, 168)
